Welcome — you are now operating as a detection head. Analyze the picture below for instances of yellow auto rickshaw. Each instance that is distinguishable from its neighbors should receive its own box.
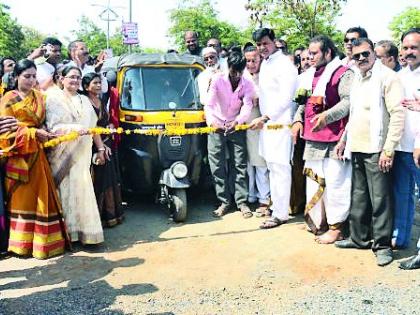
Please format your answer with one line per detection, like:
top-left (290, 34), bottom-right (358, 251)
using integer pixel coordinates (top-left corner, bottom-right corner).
top-left (112, 53), bottom-right (206, 222)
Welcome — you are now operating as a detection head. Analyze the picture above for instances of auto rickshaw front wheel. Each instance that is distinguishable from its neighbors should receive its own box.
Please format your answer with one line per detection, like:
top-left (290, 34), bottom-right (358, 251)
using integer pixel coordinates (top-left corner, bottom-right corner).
top-left (171, 189), bottom-right (187, 222)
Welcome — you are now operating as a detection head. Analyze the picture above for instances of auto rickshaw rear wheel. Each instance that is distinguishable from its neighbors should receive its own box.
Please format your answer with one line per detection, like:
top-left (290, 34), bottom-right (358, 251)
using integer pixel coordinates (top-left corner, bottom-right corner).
top-left (172, 188), bottom-right (187, 222)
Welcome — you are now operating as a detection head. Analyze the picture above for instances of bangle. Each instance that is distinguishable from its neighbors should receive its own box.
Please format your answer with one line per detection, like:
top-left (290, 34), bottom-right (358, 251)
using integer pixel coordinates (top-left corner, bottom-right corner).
top-left (98, 147), bottom-right (105, 151)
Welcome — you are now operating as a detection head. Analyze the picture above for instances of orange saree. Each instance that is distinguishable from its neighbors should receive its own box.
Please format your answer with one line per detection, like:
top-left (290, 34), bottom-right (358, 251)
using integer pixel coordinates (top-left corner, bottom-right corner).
top-left (0, 89), bottom-right (67, 259)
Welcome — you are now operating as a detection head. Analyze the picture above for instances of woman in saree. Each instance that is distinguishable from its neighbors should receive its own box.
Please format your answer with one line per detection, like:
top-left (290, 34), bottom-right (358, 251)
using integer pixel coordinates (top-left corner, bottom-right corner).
top-left (0, 116), bottom-right (18, 256)
top-left (45, 65), bottom-right (105, 245)
top-left (0, 59), bottom-right (67, 259)
top-left (82, 72), bottom-right (124, 227)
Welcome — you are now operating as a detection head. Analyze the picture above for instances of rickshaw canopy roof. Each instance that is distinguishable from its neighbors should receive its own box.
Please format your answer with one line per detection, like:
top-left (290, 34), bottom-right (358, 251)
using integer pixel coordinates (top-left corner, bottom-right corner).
top-left (113, 53), bottom-right (204, 70)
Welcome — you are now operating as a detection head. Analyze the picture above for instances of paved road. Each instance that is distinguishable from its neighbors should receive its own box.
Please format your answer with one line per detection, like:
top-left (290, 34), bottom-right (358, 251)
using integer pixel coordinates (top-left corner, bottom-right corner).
top-left (0, 192), bottom-right (419, 314)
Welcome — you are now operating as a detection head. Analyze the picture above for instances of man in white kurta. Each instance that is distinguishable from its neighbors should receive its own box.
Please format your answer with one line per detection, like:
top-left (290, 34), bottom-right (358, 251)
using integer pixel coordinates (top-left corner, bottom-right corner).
top-left (244, 45), bottom-right (270, 213)
top-left (250, 28), bottom-right (298, 228)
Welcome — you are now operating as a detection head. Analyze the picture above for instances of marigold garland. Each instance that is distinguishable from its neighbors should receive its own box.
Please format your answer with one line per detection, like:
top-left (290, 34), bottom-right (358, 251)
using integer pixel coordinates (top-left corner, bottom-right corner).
top-left (2, 123), bottom-right (292, 153)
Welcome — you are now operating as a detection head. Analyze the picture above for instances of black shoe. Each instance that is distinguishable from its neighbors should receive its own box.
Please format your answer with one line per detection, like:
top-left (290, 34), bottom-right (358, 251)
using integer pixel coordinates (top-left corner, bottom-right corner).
top-left (399, 254), bottom-right (420, 270)
top-left (375, 248), bottom-right (393, 267)
top-left (335, 239), bottom-right (359, 249)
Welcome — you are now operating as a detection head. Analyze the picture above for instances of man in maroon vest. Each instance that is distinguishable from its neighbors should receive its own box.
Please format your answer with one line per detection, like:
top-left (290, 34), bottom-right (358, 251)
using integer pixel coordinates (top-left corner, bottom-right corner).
top-left (292, 35), bottom-right (354, 244)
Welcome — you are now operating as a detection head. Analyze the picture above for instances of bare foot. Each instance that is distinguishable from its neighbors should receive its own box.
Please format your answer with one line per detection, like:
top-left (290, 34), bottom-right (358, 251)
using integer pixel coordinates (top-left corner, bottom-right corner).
top-left (315, 229), bottom-right (342, 244)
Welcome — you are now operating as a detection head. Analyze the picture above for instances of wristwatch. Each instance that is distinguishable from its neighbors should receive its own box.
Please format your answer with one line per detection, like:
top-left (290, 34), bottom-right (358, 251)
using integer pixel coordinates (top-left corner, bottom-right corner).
top-left (383, 150), bottom-right (394, 158)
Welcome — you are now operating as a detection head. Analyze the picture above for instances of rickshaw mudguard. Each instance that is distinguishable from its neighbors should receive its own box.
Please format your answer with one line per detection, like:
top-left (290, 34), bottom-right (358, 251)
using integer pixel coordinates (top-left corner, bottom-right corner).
top-left (159, 169), bottom-right (190, 189)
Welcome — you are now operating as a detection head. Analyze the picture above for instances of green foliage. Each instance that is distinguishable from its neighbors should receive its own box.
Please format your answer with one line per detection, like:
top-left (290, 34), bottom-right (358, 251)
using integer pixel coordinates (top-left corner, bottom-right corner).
top-left (168, 0), bottom-right (249, 51)
top-left (246, 0), bottom-right (346, 52)
top-left (71, 15), bottom-right (108, 56)
top-left (0, 5), bottom-right (25, 59)
top-left (389, 7), bottom-right (420, 43)
top-left (21, 26), bottom-right (45, 57)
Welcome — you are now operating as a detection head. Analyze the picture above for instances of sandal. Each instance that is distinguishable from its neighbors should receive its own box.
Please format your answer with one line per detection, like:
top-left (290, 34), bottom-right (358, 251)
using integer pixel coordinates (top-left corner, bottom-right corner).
top-left (238, 204), bottom-right (253, 219)
top-left (255, 205), bottom-right (272, 218)
top-left (212, 204), bottom-right (230, 217)
top-left (259, 217), bottom-right (287, 229)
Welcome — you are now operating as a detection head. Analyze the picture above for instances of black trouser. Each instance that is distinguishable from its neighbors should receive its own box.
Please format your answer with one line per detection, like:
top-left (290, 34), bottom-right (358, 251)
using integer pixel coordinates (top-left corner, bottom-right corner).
top-left (207, 131), bottom-right (248, 207)
top-left (349, 152), bottom-right (393, 251)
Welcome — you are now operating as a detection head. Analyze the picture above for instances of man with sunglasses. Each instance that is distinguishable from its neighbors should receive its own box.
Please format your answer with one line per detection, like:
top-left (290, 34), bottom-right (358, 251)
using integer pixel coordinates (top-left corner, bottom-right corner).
top-left (335, 38), bottom-right (405, 267)
top-left (392, 28), bottom-right (420, 257)
top-left (197, 47), bottom-right (222, 106)
top-left (341, 27), bottom-right (368, 66)
top-left (292, 35), bottom-right (353, 244)
top-left (206, 38), bottom-right (228, 72)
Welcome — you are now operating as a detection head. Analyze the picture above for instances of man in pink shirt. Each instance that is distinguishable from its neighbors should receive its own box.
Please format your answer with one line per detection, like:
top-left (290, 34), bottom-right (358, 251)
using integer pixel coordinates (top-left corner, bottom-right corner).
top-left (205, 51), bottom-right (254, 218)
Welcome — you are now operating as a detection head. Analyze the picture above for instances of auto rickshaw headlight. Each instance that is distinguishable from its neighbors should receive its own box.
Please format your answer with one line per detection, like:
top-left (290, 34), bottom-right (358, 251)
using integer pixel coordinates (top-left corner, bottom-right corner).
top-left (171, 162), bottom-right (188, 179)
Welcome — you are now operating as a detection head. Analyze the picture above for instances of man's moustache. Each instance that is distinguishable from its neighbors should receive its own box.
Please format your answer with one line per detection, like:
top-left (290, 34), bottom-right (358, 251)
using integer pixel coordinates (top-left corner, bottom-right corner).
top-left (405, 54), bottom-right (416, 59)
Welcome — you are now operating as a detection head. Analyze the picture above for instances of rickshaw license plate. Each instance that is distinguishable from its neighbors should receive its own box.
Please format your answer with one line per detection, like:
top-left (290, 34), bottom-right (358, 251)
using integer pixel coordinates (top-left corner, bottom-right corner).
top-left (165, 120), bottom-right (185, 130)
top-left (170, 136), bottom-right (182, 146)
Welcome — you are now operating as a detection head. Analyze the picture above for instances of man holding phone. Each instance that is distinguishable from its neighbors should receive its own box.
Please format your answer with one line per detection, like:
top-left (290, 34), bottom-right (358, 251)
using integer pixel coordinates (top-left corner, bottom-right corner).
top-left (28, 37), bottom-right (63, 90)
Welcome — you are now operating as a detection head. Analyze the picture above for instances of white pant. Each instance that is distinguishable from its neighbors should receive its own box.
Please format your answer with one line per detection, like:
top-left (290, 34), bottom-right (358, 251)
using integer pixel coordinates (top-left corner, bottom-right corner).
top-left (305, 158), bottom-right (351, 227)
top-left (266, 162), bottom-right (291, 221)
top-left (247, 164), bottom-right (270, 204)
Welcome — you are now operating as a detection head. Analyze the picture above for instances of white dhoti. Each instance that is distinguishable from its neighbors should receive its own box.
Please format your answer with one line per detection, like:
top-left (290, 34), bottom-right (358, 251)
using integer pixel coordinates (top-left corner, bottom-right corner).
top-left (266, 162), bottom-right (291, 221)
top-left (247, 163), bottom-right (270, 204)
top-left (304, 158), bottom-right (351, 230)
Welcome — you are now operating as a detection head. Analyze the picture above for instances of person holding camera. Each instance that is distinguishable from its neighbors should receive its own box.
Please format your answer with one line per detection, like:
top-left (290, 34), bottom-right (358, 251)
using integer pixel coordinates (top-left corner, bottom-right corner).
top-left (27, 37), bottom-right (63, 91)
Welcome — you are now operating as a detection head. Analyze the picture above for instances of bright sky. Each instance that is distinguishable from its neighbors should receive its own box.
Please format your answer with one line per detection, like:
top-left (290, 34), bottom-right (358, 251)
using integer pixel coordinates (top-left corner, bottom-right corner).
top-left (2, 0), bottom-right (419, 49)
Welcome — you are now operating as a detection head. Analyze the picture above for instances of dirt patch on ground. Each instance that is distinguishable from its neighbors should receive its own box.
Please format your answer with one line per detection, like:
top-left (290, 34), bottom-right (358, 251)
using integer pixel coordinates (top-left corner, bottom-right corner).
top-left (0, 194), bottom-right (419, 314)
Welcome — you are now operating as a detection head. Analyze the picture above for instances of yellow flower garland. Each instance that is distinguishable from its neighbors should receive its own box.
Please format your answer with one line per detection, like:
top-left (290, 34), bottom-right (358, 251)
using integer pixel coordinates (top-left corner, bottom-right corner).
top-left (5, 123), bottom-right (293, 151)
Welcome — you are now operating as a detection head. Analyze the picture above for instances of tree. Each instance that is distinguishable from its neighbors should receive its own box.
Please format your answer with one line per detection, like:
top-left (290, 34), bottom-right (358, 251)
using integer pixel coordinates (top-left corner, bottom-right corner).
top-left (21, 26), bottom-right (45, 57)
top-left (71, 15), bottom-right (108, 57)
top-left (0, 5), bottom-right (25, 59)
top-left (245, 0), bottom-right (346, 51)
top-left (168, 0), bottom-right (250, 51)
top-left (389, 7), bottom-right (420, 43)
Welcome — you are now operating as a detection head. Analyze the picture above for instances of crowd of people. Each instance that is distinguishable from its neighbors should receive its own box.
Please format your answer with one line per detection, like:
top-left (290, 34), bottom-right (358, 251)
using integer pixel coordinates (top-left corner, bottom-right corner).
top-left (0, 25), bottom-right (419, 272)
top-left (194, 26), bottom-right (420, 269)
top-left (0, 39), bottom-right (123, 259)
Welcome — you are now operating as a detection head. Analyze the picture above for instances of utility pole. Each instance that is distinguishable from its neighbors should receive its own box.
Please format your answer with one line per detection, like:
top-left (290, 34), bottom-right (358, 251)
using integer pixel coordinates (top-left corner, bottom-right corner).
top-left (91, 0), bottom-right (123, 50)
top-left (129, 0), bottom-right (132, 53)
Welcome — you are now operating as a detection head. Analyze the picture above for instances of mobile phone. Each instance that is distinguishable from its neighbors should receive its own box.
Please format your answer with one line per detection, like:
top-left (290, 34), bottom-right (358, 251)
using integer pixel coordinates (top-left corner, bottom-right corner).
top-left (44, 44), bottom-right (53, 58)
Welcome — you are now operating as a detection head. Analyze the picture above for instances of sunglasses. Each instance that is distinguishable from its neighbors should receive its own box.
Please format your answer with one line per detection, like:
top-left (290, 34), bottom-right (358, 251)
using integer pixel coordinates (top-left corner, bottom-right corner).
top-left (203, 55), bottom-right (216, 61)
top-left (344, 37), bottom-right (358, 44)
top-left (352, 51), bottom-right (371, 61)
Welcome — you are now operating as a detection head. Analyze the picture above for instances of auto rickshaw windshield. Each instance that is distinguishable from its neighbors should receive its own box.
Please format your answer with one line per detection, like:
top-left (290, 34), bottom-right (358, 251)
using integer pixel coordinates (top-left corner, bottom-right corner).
top-left (121, 67), bottom-right (201, 111)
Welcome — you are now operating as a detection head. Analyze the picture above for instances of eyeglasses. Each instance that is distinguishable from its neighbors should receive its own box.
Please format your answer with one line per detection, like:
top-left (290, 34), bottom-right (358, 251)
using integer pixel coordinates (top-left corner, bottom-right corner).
top-left (352, 51), bottom-right (371, 61)
top-left (65, 75), bottom-right (82, 81)
top-left (344, 37), bottom-right (358, 44)
top-left (203, 55), bottom-right (217, 61)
